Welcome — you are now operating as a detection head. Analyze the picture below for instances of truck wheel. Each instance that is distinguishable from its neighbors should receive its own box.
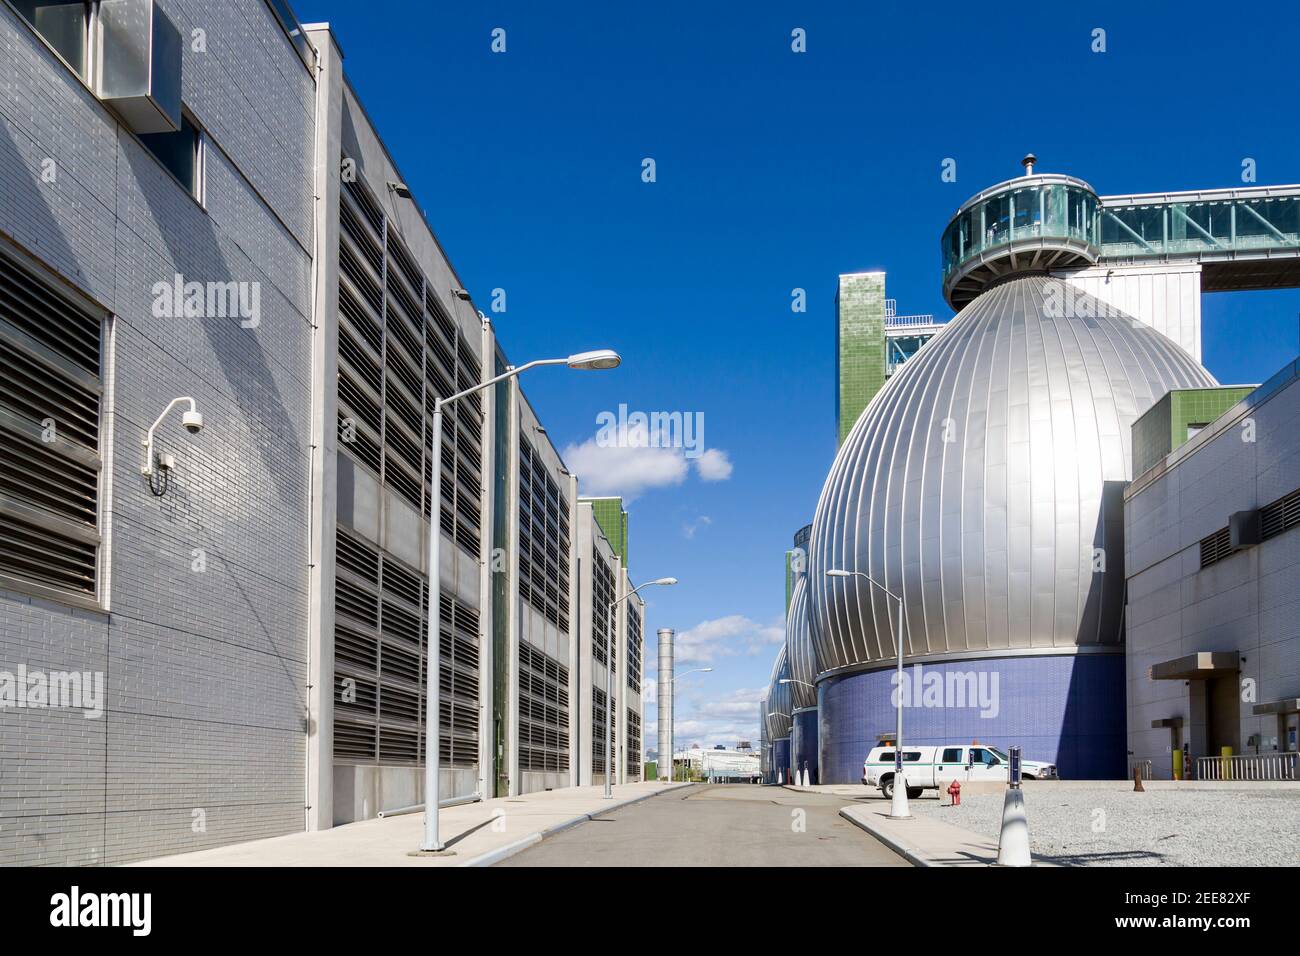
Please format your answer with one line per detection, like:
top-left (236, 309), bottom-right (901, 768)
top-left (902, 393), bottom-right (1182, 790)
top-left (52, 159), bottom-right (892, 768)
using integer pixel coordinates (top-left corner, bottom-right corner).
top-left (906, 787), bottom-right (924, 799)
top-left (880, 777), bottom-right (894, 800)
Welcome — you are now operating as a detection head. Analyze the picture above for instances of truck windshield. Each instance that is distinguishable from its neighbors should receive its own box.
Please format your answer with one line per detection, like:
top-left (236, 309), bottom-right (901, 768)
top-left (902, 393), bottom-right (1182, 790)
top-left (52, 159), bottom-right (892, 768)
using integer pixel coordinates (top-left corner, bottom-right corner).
top-left (989, 747), bottom-right (1009, 761)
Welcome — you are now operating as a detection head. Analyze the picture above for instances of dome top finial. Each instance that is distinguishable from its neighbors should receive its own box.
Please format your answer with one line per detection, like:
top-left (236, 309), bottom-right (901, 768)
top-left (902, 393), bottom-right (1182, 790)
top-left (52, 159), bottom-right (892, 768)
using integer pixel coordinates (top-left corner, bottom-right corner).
top-left (1021, 153), bottom-right (1037, 175)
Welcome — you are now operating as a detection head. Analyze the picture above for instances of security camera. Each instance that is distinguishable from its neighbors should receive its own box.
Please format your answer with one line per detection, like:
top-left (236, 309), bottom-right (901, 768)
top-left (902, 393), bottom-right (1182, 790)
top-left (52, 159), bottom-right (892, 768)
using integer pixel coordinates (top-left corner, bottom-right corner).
top-left (142, 397), bottom-right (204, 482)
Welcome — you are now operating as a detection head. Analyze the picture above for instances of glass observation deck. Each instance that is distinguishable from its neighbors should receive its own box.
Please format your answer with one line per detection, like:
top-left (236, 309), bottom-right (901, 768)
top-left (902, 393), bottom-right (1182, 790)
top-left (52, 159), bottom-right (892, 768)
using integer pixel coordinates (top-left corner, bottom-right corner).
top-left (1097, 186), bottom-right (1300, 292)
top-left (943, 172), bottom-right (1300, 309)
top-left (941, 175), bottom-right (1101, 309)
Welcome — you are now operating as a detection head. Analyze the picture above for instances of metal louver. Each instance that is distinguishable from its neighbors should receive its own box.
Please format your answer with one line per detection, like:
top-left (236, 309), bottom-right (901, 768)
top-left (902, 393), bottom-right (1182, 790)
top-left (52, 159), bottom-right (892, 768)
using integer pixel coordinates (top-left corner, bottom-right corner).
top-left (1260, 487), bottom-right (1300, 541)
top-left (518, 642), bottom-right (571, 773)
top-left (1199, 526), bottom-right (1233, 569)
top-left (0, 244), bottom-right (105, 605)
top-left (332, 163), bottom-right (484, 773)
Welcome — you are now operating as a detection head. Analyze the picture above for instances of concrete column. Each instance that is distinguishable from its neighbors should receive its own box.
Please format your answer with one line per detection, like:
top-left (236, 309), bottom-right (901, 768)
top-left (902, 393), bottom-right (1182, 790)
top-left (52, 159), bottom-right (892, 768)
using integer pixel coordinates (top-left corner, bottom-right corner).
top-left (302, 23), bottom-right (344, 832)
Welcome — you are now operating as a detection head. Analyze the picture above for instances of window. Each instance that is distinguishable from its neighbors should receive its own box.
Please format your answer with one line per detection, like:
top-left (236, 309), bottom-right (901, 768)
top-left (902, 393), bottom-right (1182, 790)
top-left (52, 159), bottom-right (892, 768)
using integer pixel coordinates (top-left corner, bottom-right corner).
top-left (970, 747), bottom-right (999, 766)
top-left (0, 244), bottom-right (106, 604)
top-left (1186, 422), bottom-right (1208, 441)
top-left (13, 1), bottom-right (89, 77)
top-left (941, 747), bottom-right (963, 763)
top-left (138, 112), bottom-right (201, 198)
top-left (878, 750), bottom-right (922, 763)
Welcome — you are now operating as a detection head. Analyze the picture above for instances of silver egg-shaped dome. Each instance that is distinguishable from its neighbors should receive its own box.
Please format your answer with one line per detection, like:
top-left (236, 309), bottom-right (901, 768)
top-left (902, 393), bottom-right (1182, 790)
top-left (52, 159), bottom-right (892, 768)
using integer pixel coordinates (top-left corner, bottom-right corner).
top-left (764, 646), bottom-right (793, 739)
top-left (785, 573), bottom-right (819, 710)
top-left (808, 274), bottom-right (1217, 675)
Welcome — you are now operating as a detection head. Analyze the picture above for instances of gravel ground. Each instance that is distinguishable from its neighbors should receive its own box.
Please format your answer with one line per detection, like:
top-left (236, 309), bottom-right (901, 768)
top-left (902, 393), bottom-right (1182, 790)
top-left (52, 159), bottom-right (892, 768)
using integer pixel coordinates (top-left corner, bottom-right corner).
top-left (909, 785), bottom-right (1300, 866)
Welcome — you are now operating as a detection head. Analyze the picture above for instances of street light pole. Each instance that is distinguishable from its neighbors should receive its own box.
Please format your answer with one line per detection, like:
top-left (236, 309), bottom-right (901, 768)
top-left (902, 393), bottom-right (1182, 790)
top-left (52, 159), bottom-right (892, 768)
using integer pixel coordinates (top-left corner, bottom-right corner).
top-left (604, 577), bottom-right (676, 798)
top-left (606, 600), bottom-right (616, 798)
top-left (827, 567), bottom-right (910, 819)
top-left (417, 349), bottom-right (621, 854)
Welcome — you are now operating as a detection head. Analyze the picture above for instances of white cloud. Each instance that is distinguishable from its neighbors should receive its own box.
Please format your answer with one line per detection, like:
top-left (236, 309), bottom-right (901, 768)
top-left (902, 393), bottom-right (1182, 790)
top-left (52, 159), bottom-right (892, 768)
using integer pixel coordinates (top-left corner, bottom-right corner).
top-left (694, 693), bottom-right (766, 720)
top-left (562, 437), bottom-right (688, 500)
top-left (562, 419), bottom-right (731, 501)
top-left (682, 515), bottom-right (711, 539)
top-left (694, 448), bottom-right (733, 481)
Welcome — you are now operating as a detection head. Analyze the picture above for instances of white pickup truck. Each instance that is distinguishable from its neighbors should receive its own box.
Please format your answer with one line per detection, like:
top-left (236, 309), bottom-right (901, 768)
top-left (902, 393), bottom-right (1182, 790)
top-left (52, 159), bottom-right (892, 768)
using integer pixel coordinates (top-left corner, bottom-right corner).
top-left (861, 744), bottom-right (1058, 799)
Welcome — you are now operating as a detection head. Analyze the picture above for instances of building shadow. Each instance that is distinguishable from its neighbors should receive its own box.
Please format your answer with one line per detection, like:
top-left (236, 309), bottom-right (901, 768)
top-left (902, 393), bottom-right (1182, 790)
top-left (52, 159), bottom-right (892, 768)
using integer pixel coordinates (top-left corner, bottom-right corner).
top-left (121, 139), bottom-right (306, 510)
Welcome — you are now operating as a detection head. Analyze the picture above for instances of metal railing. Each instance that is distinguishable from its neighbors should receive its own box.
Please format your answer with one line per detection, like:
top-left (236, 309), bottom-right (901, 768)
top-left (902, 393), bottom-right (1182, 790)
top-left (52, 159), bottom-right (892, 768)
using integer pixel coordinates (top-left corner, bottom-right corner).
top-left (1195, 752), bottom-right (1298, 781)
top-left (1130, 759), bottom-right (1152, 780)
top-left (884, 299), bottom-right (941, 329)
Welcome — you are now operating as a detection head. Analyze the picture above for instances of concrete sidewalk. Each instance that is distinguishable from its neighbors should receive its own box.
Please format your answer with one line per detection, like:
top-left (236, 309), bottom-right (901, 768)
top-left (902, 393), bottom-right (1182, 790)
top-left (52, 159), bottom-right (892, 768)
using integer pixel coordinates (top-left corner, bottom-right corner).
top-left (839, 804), bottom-right (1003, 867)
top-left (128, 781), bottom-right (691, 867)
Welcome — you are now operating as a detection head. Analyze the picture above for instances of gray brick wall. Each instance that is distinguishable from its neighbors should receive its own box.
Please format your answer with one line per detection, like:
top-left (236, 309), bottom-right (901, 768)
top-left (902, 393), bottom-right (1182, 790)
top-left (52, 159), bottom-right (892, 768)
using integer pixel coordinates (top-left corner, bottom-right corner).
top-left (0, 0), bottom-right (314, 865)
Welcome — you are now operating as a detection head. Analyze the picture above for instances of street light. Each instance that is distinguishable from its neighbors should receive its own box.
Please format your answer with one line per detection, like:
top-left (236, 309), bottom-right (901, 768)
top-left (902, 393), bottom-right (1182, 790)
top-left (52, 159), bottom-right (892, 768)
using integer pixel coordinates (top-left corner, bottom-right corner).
top-left (605, 576), bottom-right (677, 798)
top-left (669, 666), bottom-right (712, 783)
top-left (827, 567), bottom-right (911, 819)
top-left (417, 348), bottom-right (621, 854)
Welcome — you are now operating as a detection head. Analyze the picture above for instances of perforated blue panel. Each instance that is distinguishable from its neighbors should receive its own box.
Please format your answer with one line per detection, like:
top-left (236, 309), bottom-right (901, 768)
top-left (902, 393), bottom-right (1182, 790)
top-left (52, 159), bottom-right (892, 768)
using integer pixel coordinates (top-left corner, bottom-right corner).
top-left (792, 710), bottom-right (819, 784)
top-left (772, 737), bottom-right (792, 784)
top-left (817, 654), bottom-right (1125, 783)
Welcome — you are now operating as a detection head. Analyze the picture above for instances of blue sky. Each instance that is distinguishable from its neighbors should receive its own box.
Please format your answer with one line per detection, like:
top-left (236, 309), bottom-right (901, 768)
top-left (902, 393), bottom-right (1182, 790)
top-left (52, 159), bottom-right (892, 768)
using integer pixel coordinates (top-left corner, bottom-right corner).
top-left (297, 0), bottom-right (1300, 750)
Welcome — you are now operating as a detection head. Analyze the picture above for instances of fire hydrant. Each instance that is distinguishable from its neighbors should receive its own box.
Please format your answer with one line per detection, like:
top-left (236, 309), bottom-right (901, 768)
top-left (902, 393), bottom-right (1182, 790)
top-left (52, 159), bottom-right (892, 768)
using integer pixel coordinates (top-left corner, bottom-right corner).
top-left (947, 779), bottom-right (962, 806)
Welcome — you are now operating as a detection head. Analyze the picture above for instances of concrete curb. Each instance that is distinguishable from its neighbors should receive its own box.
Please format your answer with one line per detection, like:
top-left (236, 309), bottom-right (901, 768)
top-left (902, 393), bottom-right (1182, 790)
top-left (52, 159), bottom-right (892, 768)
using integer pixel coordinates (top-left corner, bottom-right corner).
top-left (460, 784), bottom-right (692, 867)
top-left (838, 808), bottom-right (933, 867)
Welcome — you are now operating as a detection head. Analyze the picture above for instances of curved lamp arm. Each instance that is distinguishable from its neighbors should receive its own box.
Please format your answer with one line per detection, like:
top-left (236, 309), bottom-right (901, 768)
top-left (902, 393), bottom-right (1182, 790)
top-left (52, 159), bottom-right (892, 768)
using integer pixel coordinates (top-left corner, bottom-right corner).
top-left (141, 397), bottom-right (200, 476)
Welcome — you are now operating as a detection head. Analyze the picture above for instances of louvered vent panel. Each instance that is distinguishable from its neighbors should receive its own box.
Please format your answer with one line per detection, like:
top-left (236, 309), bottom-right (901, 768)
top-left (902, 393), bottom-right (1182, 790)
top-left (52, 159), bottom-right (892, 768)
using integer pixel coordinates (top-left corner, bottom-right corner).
top-left (1199, 527), bottom-right (1232, 569)
top-left (343, 173), bottom-right (385, 237)
top-left (0, 249), bottom-right (104, 602)
top-left (335, 528), bottom-right (379, 583)
top-left (332, 159), bottom-right (485, 771)
top-left (627, 601), bottom-right (643, 692)
top-left (519, 643), bottom-right (571, 772)
top-left (626, 709), bottom-right (641, 776)
top-left (334, 720), bottom-right (376, 761)
top-left (1260, 488), bottom-right (1300, 541)
top-left (0, 260), bottom-right (100, 375)
top-left (381, 558), bottom-right (422, 607)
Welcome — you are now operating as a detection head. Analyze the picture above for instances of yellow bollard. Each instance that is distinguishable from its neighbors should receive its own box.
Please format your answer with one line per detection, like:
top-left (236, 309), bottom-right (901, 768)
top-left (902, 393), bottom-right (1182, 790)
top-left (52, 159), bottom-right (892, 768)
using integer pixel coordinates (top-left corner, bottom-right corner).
top-left (1220, 746), bottom-right (1232, 780)
top-left (1172, 748), bottom-right (1183, 781)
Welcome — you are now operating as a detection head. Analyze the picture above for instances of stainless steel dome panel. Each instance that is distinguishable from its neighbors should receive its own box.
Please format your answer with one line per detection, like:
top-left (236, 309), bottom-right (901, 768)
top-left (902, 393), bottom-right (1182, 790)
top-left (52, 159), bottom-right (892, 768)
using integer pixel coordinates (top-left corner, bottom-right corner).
top-left (763, 646), bottom-right (793, 740)
top-left (808, 274), bottom-right (1217, 675)
top-left (785, 573), bottom-right (818, 710)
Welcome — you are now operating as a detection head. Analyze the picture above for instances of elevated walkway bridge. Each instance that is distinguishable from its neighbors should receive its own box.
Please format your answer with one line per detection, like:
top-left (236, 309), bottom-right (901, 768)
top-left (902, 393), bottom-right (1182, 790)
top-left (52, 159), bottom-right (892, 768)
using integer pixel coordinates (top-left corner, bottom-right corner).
top-left (942, 173), bottom-right (1300, 309)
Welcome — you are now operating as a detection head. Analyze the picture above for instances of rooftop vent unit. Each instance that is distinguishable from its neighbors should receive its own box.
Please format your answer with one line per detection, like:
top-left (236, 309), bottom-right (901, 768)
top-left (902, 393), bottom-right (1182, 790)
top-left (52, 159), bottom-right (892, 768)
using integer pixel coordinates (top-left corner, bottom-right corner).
top-left (96, 0), bottom-right (181, 134)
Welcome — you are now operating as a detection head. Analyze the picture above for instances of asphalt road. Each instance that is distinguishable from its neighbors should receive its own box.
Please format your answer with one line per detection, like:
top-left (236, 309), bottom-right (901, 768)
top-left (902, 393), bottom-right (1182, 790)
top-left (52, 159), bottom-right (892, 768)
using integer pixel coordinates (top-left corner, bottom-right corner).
top-left (496, 784), bottom-right (909, 866)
